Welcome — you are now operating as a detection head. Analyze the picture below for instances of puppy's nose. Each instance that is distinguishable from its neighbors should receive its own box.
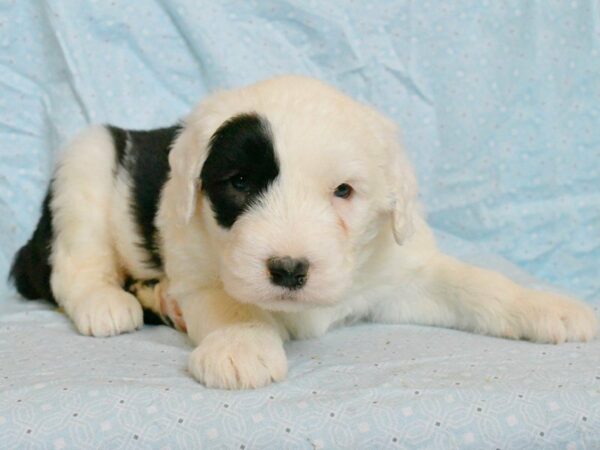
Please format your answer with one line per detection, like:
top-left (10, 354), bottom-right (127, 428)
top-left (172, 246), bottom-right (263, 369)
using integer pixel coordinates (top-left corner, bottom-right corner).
top-left (267, 256), bottom-right (309, 290)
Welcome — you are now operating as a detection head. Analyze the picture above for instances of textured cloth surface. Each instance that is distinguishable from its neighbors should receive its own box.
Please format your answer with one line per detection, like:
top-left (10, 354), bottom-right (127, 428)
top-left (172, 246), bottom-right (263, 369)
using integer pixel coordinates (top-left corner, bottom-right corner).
top-left (1, 283), bottom-right (600, 449)
top-left (1, 1), bottom-right (599, 448)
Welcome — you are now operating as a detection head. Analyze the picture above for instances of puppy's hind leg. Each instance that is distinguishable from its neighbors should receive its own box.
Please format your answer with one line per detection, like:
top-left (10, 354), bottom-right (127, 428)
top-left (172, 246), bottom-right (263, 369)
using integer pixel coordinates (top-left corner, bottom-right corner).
top-left (49, 126), bottom-right (143, 337)
top-left (127, 278), bottom-right (187, 332)
top-left (372, 251), bottom-right (598, 344)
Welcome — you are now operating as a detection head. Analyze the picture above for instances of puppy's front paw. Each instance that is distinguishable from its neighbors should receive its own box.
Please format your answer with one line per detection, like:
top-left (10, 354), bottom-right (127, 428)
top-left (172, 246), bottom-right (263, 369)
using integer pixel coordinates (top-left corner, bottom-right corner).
top-left (520, 290), bottom-right (598, 344)
top-left (70, 288), bottom-right (144, 337)
top-left (188, 324), bottom-right (287, 389)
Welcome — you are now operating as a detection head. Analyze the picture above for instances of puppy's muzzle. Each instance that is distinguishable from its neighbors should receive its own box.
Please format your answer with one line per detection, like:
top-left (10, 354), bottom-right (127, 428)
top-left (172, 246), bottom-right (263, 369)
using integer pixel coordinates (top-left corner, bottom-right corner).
top-left (267, 256), bottom-right (309, 290)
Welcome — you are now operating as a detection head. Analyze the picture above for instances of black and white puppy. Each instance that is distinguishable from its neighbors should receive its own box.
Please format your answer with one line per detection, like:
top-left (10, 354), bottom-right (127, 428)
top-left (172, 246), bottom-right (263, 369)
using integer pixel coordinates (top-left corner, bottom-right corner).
top-left (11, 76), bottom-right (598, 389)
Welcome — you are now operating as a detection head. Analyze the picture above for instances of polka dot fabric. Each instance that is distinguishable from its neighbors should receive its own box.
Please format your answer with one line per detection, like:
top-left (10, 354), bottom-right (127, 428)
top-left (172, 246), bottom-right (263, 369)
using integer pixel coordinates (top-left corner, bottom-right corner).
top-left (1, 1), bottom-right (598, 303)
top-left (1, 289), bottom-right (600, 449)
top-left (0, 1), bottom-right (599, 448)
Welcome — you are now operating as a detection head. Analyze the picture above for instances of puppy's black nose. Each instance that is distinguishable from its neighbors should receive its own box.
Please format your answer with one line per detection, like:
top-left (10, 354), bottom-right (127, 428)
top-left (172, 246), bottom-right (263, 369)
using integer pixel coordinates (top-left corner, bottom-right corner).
top-left (267, 256), bottom-right (309, 290)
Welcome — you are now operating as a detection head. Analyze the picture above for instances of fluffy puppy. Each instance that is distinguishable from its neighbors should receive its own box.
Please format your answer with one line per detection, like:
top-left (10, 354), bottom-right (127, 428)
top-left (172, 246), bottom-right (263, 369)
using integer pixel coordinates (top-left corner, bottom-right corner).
top-left (11, 76), bottom-right (598, 389)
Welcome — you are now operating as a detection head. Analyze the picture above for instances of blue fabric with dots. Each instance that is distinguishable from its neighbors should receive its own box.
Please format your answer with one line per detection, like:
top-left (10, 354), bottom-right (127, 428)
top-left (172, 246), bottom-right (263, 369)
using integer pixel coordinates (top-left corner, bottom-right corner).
top-left (0, 1), bottom-right (599, 448)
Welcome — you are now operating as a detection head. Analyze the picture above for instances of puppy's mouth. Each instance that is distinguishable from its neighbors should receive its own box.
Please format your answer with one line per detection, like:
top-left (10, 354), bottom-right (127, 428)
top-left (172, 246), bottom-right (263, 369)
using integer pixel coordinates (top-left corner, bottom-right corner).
top-left (221, 256), bottom-right (347, 310)
top-left (277, 291), bottom-right (300, 302)
top-left (264, 288), bottom-right (333, 311)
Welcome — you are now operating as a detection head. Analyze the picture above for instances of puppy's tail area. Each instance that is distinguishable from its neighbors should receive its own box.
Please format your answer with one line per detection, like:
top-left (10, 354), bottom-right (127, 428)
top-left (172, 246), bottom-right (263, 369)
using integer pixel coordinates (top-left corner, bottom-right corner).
top-left (9, 188), bottom-right (55, 303)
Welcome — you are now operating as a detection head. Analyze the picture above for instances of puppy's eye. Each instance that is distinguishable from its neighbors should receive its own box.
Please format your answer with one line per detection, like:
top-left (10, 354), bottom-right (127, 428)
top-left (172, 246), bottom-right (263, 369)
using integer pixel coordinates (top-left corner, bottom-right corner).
top-left (334, 183), bottom-right (353, 199)
top-left (230, 175), bottom-right (249, 192)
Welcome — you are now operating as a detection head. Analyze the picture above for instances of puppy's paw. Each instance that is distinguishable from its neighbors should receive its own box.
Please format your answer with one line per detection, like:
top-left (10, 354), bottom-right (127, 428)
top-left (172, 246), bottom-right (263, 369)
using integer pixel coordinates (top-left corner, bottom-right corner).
top-left (188, 324), bottom-right (287, 389)
top-left (70, 288), bottom-right (144, 337)
top-left (519, 290), bottom-right (598, 344)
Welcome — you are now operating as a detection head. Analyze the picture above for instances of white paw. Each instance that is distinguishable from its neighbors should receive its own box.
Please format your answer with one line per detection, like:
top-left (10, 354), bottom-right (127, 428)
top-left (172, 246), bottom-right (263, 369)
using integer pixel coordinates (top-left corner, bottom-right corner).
top-left (70, 288), bottom-right (144, 337)
top-left (188, 324), bottom-right (287, 389)
top-left (519, 290), bottom-right (599, 344)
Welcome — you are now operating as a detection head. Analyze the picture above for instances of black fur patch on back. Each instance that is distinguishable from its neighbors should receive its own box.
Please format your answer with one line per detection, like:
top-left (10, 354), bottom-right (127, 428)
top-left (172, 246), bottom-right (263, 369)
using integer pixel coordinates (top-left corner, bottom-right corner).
top-left (109, 125), bottom-right (182, 269)
top-left (10, 186), bottom-right (55, 303)
top-left (200, 113), bottom-right (279, 228)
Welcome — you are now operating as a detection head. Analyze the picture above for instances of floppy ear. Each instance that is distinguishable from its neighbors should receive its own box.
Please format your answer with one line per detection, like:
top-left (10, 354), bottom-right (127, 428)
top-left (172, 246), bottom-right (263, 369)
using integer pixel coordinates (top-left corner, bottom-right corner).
top-left (389, 136), bottom-right (417, 245)
top-left (168, 121), bottom-right (209, 225)
top-left (379, 118), bottom-right (418, 245)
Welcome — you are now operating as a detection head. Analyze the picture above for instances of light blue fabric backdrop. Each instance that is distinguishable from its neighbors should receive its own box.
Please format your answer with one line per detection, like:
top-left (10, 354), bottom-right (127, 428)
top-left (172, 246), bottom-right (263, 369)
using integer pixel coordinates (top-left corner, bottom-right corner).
top-left (1, 1), bottom-right (599, 448)
top-left (1, 0), bottom-right (598, 302)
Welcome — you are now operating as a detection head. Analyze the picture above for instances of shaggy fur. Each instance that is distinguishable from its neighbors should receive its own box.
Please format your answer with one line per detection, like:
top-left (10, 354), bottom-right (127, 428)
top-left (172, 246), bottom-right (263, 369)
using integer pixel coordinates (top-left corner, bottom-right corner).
top-left (11, 76), bottom-right (598, 389)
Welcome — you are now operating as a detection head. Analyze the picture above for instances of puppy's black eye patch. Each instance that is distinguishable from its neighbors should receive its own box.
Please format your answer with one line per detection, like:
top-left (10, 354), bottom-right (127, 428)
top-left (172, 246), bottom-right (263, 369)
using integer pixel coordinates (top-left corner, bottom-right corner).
top-left (200, 113), bottom-right (279, 228)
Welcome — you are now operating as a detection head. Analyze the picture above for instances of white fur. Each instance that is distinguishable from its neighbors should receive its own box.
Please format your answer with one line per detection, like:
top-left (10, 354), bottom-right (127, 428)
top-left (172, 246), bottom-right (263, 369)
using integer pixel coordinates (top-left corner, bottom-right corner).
top-left (48, 76), bottom-right (598, 388)
top-left (50, 126), bottom-right (143, 337)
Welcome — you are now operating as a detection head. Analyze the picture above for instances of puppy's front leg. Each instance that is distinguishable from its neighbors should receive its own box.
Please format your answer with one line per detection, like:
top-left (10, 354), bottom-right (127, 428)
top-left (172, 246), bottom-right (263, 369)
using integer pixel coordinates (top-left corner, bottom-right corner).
top-left (372, 253), bottom-right (598, 343)
top-left (178, 287), bottom-right (288, 389)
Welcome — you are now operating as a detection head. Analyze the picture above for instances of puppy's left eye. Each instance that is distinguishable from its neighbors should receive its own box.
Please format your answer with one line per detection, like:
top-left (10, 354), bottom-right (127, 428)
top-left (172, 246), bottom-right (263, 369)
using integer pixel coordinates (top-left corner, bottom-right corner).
top-left (230, 175), bottom-right (250, 192)
top-left (334, 183), bottom-right (353, 199)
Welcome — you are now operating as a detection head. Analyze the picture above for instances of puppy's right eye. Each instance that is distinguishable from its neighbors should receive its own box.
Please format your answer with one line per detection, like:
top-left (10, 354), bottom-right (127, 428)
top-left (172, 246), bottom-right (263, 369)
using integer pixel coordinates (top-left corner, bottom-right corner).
top-left (230, 175), bottom-right (249, 192)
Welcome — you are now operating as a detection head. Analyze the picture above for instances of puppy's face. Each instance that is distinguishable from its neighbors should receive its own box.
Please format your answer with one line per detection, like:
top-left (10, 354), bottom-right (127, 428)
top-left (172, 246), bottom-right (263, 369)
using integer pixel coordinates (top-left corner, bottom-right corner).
top-left (172, 77), bottom-right (415, 312)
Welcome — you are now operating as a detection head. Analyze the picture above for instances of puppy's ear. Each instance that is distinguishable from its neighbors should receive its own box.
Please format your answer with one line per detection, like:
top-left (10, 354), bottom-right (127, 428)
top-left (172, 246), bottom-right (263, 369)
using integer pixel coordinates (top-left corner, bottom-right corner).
top-left (377, 115), bottom-right (418, 244)
top-left (389, 143), bottom-right (417, 244)
top-left (168, 122), bottom-right (209, 225)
